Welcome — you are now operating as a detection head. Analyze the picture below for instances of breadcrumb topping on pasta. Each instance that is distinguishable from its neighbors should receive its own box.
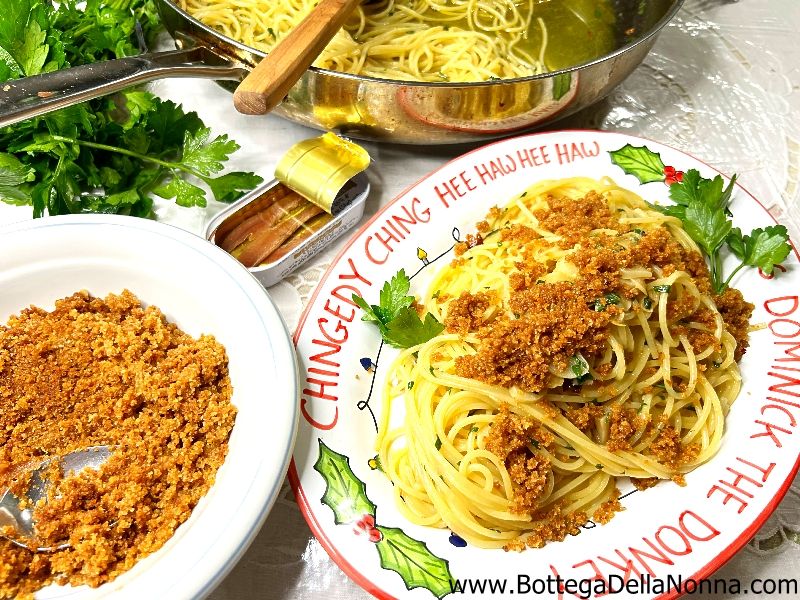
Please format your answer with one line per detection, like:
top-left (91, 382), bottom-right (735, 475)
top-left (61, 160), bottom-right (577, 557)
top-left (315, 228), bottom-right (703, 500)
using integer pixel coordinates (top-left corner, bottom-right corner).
top-left (377, 181), bottom-right (755, 553)
top-left (448, 193), bottom-right (753, 396)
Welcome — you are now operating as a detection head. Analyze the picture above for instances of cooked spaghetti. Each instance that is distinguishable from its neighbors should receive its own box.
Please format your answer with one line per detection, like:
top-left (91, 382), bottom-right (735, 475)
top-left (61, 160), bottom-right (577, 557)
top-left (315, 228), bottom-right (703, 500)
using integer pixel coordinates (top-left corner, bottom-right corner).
top-left (178, 0), bottom-right (550, 82)
top-left (376, 177), bottom-right (753, 550)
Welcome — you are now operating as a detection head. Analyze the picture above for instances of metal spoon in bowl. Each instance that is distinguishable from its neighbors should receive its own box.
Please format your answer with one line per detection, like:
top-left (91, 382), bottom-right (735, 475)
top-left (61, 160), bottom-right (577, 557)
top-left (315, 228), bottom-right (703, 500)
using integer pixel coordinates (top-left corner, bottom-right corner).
top-left (0, 446), bottom-right (112, 552)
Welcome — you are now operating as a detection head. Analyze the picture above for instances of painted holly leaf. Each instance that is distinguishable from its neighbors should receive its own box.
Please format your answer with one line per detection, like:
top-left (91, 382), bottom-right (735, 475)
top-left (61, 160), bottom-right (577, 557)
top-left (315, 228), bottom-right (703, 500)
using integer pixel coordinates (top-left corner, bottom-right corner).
top-left (609, 144), bottom-right (666, 184)
top-left (375, 525), bottom-right (455, 599)
top-left (552, 73), bottom-right (572, 101)
top-left (314, 439), bottom-right (376, 525)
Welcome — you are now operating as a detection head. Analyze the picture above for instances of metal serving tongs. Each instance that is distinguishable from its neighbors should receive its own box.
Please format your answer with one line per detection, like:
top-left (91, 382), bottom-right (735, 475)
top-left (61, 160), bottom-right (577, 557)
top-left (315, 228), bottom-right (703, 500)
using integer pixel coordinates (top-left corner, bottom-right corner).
top-left (0, 0), bottom-right (363, 127)
top-left (0, 41), bottom-right (248, 130)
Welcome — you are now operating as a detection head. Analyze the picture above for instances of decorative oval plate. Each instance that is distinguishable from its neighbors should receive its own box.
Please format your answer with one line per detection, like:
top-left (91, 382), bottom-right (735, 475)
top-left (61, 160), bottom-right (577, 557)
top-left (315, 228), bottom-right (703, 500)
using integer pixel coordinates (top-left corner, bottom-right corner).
top-left (289, 131), bottom-right (799, 599)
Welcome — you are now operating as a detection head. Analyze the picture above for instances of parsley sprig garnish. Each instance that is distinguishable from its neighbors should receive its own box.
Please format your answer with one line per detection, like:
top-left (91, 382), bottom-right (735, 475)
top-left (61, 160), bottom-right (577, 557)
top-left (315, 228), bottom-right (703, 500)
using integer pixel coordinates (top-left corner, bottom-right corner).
top-left (654, 169), bottom-right (791, 294)
top-left (353, 269), bottom-right (444, 349)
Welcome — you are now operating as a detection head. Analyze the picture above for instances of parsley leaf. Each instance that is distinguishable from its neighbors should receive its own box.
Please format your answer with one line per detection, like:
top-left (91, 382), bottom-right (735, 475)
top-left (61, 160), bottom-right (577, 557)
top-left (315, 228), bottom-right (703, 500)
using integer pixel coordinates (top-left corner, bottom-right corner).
top-left (0, 46), bottom-right (20, 80)
top-left (727, 225), bottom-right (791, 274)
top-left (0, 0), bottom-right (49, 77)
top-left (726, 227), bottom-right (745, 258)
top-left (145, 98), bottom-right (206, 148)
top-left (683, 197), bottom-right (732, 258)
top-left (569, 354), bottom-right (589, 378)
top-left (205, 171), bottom-right (265, 204)
top-left (656, 169), bottom-right (791, 294)
top-left (379, 269), bottom-right (415, 318)
top-left (353, 269), bottom-right (444, 349)
top-left (153, 176), bottom-right (207, 208)
top-left (112, 90), bottom-right (156, 131)
top-left (723, 225), bottom-right (792, 287)
top-left (0, 152), bottom-right (35, 204)
top-left (667, 169), bottom-right (702, 207)
top-left (180, 128), bottom-right (239, 177)
top-left (590, 291), bottom-right (622, 312)
top-left (669, 170), bottom-right (735, 214)
top-left (384, 311), bottom-right (444, 349)
top-left (352, 294), bottom-right (383, 329)
top-left (17, 20), bottom-right (49, 77)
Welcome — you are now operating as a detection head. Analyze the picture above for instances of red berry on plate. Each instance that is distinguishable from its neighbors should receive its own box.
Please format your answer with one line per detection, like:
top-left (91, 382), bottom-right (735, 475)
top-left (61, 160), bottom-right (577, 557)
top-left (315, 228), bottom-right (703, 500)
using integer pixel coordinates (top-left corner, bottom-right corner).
top-left (664, 166), bottom-right (684, 186)
top-left (355, 516), bottom-right (369, 532)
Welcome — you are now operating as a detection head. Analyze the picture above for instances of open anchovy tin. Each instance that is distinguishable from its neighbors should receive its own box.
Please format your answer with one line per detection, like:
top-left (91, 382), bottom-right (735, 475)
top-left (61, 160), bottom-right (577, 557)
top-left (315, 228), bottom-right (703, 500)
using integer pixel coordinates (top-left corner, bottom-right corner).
top-left (206, 173), bottom-right (369, 288)
top-left (205, 133), bottom-right (371, 288)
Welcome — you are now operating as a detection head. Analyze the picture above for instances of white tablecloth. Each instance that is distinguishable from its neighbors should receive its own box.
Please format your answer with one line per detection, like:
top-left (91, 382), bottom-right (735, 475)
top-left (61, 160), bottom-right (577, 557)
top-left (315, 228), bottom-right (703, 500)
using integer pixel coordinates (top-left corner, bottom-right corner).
top-left (2, 0), bottom-right (798, 597)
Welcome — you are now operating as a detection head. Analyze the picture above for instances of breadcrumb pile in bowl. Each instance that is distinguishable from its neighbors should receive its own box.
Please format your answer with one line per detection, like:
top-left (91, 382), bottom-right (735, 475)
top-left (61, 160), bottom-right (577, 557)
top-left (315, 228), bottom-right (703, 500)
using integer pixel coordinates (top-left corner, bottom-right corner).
top-left (0, 290), bottom-right (236, 599)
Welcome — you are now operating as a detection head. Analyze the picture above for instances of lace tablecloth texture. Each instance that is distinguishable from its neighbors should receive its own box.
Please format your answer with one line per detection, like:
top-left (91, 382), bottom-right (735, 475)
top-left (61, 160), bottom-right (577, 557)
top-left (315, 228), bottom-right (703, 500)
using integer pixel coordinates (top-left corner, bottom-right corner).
top-left (0, 0), bottom-right (796, 597)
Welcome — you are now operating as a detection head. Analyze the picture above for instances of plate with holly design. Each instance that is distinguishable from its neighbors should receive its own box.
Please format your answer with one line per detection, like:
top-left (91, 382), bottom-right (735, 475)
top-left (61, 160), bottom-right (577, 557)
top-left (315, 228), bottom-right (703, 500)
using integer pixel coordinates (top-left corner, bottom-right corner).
top-left (289, 131), bottom-right (800, 599)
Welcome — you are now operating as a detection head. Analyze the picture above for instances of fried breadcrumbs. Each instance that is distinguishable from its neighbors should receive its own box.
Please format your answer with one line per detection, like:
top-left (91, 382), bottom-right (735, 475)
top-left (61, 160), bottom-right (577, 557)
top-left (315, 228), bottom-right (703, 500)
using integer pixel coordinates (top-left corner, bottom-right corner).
top-left (0, 290), bottom-right (236, 599)
top-left (434, 190), bottom-right (754, 550)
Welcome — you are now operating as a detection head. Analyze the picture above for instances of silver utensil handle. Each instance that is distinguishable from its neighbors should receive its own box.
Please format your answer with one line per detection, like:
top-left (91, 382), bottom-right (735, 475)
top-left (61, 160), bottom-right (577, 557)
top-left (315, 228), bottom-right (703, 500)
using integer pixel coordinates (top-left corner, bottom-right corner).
top-left (0, 48), bottom-right (248, 128)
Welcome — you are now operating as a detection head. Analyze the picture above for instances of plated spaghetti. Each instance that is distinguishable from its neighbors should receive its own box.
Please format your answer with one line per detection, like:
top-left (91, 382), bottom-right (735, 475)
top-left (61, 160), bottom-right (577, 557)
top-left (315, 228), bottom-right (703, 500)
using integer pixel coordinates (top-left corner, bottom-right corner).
top-left (375, 177), bottom-right (754, 550)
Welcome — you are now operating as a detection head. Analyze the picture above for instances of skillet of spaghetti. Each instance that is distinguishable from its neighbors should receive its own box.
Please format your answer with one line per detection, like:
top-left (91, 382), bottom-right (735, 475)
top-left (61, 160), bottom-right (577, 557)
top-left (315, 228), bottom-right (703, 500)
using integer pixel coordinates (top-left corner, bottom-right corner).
top-left (375, 177), bottom-right (753, 550)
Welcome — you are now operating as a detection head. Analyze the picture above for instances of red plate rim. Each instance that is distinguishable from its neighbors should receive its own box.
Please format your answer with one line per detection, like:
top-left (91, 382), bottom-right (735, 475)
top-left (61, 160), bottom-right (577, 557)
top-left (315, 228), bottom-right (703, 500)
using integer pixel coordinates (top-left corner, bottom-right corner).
top-left (288, 129), bottom-right (800, 600)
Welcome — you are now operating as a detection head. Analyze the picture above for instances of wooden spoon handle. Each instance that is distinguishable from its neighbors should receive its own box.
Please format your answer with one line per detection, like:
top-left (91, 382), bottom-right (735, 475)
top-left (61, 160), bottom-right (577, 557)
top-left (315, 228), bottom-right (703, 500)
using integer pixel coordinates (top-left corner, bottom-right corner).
top-left (233, 0), bottom-right (361, 115)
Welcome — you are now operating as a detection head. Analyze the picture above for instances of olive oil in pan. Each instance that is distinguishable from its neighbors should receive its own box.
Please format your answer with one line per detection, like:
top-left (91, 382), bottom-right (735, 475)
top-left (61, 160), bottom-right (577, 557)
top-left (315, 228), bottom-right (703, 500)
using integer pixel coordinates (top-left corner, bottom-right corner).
top-left (521, 0), bottom-right (617, 71)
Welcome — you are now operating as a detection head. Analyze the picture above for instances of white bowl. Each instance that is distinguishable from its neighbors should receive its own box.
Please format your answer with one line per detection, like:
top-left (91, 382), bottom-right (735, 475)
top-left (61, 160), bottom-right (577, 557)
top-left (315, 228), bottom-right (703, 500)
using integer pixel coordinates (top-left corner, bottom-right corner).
top-left (0, 215), bottom-right (298, 600)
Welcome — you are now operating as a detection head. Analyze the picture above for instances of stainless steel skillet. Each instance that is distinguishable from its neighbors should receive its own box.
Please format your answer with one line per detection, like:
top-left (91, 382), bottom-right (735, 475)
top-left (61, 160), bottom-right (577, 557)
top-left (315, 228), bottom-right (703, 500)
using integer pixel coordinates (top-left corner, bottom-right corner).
top-left (0, 0), bottom-right (684, 144)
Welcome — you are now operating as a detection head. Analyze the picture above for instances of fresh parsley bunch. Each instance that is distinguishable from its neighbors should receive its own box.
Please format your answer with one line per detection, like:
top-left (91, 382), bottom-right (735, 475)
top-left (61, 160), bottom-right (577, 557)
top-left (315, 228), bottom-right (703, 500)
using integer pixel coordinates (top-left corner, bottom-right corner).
top-left (0, 0), bottom-right (262, 218)
top-left (353, 270), bottom-right (444, 349)
top-left (656, 169), bottom-right (791, 294)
